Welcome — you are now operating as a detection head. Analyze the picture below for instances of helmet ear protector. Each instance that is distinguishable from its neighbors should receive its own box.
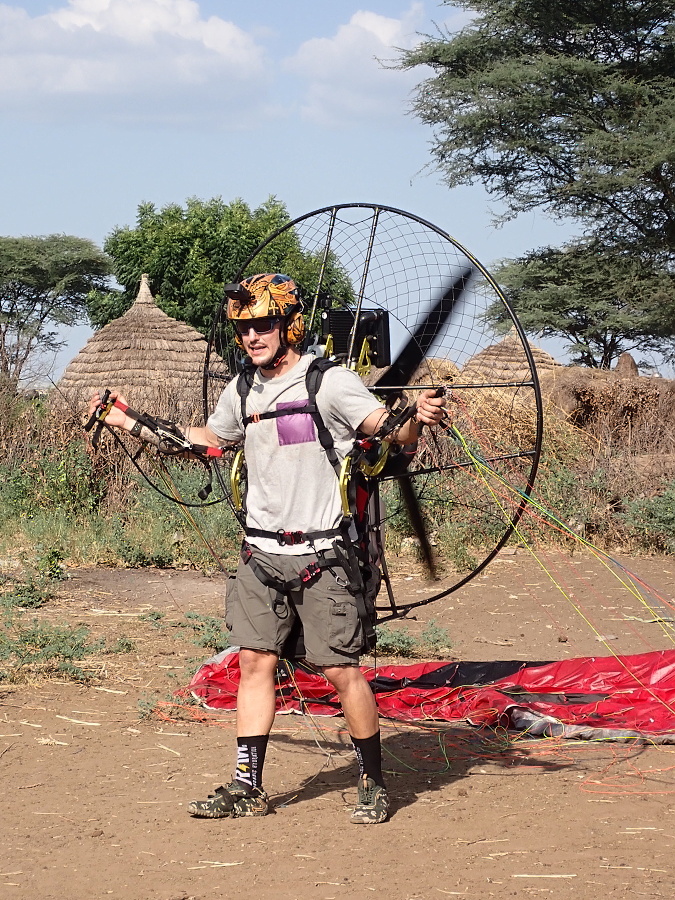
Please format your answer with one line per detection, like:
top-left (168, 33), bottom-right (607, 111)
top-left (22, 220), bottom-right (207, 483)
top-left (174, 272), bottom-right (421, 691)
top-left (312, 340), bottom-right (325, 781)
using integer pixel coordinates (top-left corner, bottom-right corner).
top-left (225, 274), bottom-right (305, 349)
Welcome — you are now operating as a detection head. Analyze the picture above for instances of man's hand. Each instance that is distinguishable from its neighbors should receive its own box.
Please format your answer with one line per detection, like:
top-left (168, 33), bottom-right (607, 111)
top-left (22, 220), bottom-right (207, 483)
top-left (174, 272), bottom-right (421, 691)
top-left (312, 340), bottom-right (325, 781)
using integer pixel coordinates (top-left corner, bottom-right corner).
top-left (359, 388), bottom-right (450, 445)
top-left (88, 390), bottom-right (131, 431)
top-left (414, 388), bottom-right (447, 428)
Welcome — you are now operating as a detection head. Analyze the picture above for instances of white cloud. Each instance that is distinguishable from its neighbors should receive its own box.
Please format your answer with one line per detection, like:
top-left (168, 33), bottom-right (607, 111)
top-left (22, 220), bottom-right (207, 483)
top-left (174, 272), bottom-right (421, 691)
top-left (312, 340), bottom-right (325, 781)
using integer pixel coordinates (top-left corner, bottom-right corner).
top-left (0, 0), bottom-right (269, 125)
top-left (284, 3), bottom-right (428, 127)
top-left (0, 2), bottom-right (469, 129)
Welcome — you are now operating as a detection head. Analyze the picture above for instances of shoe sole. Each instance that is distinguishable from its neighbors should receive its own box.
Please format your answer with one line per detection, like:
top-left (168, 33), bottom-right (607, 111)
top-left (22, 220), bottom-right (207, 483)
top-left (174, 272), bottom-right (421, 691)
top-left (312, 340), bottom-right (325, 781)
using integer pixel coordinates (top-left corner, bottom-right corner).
top-left (187, 802), bottom-right (269, 818)
top-left (187, 804), bottom-right (235, 818)
top-left (350, 812), bottom-right (388, 824)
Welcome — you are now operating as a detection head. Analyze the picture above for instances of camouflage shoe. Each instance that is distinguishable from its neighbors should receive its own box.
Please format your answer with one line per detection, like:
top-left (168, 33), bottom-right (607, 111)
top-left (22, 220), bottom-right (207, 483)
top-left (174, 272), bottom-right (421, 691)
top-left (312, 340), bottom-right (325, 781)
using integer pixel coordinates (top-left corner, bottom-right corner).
top-left (187, 781), bottom-right (269, 818)
top-left (350, 775), bottom-right (389, 824)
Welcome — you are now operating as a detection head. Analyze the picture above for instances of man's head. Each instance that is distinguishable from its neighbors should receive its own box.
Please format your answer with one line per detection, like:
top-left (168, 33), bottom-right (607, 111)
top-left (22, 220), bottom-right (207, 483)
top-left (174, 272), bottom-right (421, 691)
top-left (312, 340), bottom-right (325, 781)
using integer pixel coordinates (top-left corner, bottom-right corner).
top-left (225, 274), bottom-right (305, 364)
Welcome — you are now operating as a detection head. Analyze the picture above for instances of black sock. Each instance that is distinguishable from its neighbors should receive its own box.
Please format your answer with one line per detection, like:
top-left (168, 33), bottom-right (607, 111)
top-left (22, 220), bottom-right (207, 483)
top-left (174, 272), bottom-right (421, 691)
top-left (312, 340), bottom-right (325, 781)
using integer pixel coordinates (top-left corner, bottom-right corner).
top-left (351, 731), bottom-right (385, 788)
top-left (235, 735), bottom-right (269, 790)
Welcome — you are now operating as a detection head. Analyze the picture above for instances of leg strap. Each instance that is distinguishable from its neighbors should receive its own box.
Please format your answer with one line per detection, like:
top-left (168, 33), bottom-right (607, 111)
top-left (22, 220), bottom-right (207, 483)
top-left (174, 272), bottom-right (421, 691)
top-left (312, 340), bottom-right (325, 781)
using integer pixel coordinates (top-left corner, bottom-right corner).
top-left (241, 542), bottom-right (336, 593)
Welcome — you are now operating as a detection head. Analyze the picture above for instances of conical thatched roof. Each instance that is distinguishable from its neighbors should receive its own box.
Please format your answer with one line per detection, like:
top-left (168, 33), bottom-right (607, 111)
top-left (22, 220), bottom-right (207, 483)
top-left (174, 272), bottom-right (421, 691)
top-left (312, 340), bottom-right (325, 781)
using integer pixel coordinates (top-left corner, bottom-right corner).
top-left (460, 329), bottom-right (561, 385)
top-left (57, 275), bottom-right (221, 422)
top-left (362, 356), bottom-right (460, 389)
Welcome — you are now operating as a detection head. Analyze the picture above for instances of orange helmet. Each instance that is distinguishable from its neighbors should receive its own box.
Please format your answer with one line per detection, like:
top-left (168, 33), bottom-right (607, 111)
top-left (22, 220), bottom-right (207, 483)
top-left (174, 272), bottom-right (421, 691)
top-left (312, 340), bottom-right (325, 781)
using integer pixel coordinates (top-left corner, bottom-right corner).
top-left (225, 273), bottom-right (305, 348)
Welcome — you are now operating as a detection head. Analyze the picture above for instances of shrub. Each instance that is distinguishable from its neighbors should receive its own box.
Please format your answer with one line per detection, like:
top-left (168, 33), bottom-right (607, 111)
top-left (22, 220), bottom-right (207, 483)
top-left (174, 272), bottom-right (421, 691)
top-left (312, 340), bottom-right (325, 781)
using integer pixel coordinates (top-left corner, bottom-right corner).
top-left (374, 624), bottom-right (417, 657)
top-left (0, 578), bottom-right (54, 610)
top-left (181, 611), bottom-right (230, 652)
top-left (623, 483), bottom-right (675, 553)
top-left (0, 613), bottom-right (102, 682)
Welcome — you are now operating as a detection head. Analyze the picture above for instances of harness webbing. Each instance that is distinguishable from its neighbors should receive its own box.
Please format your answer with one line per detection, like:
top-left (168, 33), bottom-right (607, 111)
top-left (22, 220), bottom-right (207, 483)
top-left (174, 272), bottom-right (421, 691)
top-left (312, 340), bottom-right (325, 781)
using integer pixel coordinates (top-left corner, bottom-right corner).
top-left (237, 357), bottom-right (342, 474)
top-left (241, 541), bottom-right (339, 593)
top-left (235, 356), bottom-right (377, 652)
top-left (244, 526), bottom-right (342, 545)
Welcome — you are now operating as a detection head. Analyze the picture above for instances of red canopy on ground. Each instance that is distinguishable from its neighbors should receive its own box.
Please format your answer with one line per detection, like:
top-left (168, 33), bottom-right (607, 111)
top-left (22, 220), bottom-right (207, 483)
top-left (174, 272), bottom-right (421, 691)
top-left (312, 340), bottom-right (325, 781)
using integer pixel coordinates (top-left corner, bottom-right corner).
top-left (187, 649), bottom-right (675, 742)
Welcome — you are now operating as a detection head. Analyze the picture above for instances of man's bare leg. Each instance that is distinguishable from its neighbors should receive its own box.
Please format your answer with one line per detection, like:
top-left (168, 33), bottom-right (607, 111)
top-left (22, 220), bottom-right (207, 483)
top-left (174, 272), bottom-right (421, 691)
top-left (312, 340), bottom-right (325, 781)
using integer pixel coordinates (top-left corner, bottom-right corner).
top-left (322, 664), bottom-right (388, 823)
top-left (322, 664), bottom-right (379, 738)
top-left (187, 648), bottom-right (277, 818)
top-left (236, 648), bottom-right (278, 736)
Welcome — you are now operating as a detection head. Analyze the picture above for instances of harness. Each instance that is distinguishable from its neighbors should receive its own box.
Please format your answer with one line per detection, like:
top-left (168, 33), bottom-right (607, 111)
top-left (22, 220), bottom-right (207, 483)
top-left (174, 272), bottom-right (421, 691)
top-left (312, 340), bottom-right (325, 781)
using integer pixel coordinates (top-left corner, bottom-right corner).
top-left (234, 357), bottom-right (380, 652)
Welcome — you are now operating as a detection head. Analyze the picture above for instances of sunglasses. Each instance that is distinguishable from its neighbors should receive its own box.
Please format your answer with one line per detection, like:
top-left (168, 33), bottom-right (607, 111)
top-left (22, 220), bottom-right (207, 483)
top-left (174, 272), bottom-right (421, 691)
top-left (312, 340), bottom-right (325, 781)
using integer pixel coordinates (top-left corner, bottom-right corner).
top-left (233, 317), bottom-right (280, 337)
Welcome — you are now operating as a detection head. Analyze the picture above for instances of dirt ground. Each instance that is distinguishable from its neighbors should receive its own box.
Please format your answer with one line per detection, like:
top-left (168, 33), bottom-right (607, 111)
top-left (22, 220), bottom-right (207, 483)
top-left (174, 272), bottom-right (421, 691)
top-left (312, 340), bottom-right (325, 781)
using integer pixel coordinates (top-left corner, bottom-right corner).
top-left (2, 549), bottom-right (675, 900)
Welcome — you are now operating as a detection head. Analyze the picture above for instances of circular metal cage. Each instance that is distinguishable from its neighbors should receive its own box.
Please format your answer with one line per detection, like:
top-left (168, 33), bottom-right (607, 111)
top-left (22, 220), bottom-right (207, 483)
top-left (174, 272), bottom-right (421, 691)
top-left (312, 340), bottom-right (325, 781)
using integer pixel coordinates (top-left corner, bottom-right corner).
top-left (204, 203), bottom-right (543, 616)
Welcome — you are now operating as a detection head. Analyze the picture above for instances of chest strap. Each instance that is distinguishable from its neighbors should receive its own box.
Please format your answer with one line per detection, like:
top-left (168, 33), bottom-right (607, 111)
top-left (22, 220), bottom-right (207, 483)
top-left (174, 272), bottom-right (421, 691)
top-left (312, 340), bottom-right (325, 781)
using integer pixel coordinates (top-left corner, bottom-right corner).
top-left (237, 358), bottom-right (342, 476)
top-left (242, 401), bottom-right (319, 427)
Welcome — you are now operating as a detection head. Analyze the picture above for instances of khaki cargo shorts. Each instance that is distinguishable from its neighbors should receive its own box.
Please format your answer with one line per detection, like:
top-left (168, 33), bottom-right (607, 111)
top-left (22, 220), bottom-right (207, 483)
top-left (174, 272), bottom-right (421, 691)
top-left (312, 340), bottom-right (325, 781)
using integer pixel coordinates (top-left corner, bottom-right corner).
top-left (225, 546), bottom-right (364, 666)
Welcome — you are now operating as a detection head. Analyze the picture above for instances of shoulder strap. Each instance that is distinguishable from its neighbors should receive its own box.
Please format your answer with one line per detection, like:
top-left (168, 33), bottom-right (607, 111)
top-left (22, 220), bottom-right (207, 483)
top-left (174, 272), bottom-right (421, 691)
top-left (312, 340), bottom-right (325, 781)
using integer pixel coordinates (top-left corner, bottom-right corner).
top-left (236, 357), bottom-right (342, 474)
top-left (305, 358), bottom-right (342, 475)
top-left (236, 361), bottom-right (256, 427)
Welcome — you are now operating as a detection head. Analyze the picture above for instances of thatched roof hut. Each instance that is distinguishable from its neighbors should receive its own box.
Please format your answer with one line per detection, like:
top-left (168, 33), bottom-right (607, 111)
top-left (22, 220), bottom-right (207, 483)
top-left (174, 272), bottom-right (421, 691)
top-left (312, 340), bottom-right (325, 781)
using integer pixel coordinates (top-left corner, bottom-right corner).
top-left (460, 330), bottom-right (561, 385)
top-left (57, 275), bottom-right (218, 422)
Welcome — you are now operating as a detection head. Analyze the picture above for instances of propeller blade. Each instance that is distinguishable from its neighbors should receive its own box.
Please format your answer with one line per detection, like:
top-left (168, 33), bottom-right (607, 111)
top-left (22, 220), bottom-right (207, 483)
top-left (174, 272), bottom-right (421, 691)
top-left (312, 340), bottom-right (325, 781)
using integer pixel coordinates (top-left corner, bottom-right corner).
top-left (398, 475), bottom-right (437, 580)
top-left (374, 266), bottom-right (474, 388)
top-left (373, 269), bottom-right (472, 580)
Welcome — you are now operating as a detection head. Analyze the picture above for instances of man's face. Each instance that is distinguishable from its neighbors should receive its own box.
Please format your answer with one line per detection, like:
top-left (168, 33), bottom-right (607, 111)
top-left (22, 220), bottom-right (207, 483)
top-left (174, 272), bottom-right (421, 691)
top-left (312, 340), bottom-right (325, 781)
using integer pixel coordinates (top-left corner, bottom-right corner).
top-left (237, 317), bottom-right (283, 367)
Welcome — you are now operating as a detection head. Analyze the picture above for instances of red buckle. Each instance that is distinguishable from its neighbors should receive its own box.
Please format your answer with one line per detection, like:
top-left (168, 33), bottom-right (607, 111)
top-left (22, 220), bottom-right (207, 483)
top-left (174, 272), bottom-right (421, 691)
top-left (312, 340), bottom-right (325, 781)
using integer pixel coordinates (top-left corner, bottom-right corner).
top-left (277, 530), bottom-right (304, 546)
top-left (300, 562), bottom-right (321, 583)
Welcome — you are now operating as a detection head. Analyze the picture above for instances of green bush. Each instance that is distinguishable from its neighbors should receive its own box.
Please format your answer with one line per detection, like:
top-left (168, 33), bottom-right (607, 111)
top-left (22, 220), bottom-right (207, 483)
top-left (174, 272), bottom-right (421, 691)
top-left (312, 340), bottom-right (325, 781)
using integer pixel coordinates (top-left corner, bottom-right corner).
top-left (0, 443), bottom-right (105, 517)
top-left (0, 578), bottom-right (54, 610)
top-left (0, 613), bottom-right (102, 682)
top-left (181, 611), bottom-right (230, 652)
top-left (623, 483), bottom-right (675, 553)
top-left (374, 624), bottom-right (417, 656)
top-left (374, 619), bottom-right (452, 658)
top-left (420, 619), bottom-right (451, 654)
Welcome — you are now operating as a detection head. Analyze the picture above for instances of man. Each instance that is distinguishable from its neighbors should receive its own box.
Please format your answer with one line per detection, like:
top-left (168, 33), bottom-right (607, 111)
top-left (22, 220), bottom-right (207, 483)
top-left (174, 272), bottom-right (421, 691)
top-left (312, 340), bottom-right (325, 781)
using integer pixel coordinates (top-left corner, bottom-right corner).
top-left (91, 273), bottom-right (444, 825)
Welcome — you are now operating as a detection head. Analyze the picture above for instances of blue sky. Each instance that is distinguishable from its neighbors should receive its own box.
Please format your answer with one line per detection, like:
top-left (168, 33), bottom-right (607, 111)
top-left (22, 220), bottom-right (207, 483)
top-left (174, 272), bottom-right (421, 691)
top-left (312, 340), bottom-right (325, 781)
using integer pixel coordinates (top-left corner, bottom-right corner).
top-left (1, 0), bottom-right (574, 378)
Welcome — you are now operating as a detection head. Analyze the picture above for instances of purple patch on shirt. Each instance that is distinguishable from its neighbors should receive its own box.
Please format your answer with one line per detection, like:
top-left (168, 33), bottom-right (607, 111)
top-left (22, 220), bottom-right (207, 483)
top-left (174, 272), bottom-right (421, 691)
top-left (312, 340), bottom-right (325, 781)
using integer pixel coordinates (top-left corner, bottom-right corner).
top-left (276, 400), bottom-right (317, 446)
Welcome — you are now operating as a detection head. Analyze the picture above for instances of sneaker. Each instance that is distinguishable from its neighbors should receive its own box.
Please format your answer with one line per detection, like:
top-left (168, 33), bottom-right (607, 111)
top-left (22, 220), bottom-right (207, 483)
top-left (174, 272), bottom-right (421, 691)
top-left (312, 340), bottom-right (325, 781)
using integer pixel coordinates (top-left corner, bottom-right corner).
top-left (350, 775), bottom-right (389, 824)
top-left (187, 781), bottom-right (269, 818)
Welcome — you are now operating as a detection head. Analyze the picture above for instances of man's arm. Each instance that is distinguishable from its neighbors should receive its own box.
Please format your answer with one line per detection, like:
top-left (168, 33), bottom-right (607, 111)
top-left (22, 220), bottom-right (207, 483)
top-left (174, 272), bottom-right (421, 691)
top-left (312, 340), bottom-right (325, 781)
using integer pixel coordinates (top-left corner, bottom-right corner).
top-left (358, 388), bottom-right (446, 442)
top-left (87, 390), bottom-right (229, 449)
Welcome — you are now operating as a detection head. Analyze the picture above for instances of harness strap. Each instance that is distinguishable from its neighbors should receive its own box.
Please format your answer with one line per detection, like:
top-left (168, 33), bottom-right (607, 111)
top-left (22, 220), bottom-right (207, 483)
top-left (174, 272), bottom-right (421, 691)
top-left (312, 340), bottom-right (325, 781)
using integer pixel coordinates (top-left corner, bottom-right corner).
top-left (242, 401), bottom-right (317, 427)
top-left (241, 541), bottom-right (339, 593)
top-left (335, 517), bottom-right (377, 651)
top-left (245, 526), bottom-right (342, 546)
top-left (305, 361), bottom-right (342, 475)
top-left (236, 358), bottom-right (342, 475)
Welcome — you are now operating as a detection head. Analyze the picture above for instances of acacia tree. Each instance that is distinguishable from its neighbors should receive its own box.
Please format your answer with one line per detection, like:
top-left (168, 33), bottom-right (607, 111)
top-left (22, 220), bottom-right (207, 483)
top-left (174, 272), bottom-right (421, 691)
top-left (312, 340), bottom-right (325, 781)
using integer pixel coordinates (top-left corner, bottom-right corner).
top-left (88, 196), bottom-right (354, 336)
top-left (401, 0), bottom-right (675, 256)
top-left (0, 235), bottom-right (111, 387)
top-left (400, 1), bottom-right (675, 365)
top-left (491, 241), bottom-right (675, 367)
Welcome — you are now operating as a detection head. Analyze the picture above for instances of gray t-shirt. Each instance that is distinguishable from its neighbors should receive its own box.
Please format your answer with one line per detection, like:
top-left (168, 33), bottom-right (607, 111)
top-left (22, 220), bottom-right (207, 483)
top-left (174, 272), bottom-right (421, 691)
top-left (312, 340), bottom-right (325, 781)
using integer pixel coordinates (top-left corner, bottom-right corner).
top-left (207, 354), bottom-right (384, 554)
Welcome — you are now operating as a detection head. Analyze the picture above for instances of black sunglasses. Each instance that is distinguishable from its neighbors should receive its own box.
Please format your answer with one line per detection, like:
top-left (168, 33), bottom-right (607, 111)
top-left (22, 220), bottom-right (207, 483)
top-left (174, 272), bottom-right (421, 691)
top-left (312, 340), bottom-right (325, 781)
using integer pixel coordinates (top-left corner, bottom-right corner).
top-left (233, 317), bottom-right (280, 337)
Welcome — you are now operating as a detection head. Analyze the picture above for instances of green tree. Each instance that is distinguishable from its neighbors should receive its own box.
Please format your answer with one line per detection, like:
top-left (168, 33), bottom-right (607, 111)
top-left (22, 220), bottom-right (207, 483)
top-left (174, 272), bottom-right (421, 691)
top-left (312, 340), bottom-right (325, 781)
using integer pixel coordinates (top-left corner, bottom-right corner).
top-left (0, 235), bottom-right (111, 387)
top-left (88, 196), bottom-right (354, 336)
top-left (400, 1), bottom-right (675, 364)
top-left (400, 0), bottom-right (675, 259)
top-left (491, 241), bottom-right (675, 367)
